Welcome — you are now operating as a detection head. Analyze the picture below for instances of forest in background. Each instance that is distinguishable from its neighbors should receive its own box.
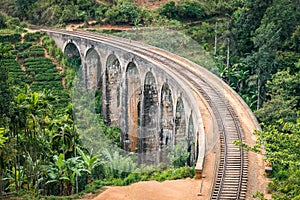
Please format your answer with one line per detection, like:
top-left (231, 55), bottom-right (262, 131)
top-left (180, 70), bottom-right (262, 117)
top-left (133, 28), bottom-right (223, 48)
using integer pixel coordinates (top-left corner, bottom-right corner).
top-left (0, 0), bottom-right (300, 199)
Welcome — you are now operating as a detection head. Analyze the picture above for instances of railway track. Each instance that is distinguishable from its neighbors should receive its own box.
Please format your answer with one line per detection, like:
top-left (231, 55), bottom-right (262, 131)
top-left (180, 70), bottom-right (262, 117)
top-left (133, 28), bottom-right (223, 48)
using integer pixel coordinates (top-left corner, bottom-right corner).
top-left (41, 28), bottom-right (248, 199)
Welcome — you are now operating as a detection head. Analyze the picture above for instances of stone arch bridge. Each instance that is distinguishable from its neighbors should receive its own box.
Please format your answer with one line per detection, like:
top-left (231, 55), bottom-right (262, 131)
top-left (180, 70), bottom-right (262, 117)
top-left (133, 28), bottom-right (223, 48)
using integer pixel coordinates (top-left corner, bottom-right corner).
top-left (42, 28), bottom-right (261, 199)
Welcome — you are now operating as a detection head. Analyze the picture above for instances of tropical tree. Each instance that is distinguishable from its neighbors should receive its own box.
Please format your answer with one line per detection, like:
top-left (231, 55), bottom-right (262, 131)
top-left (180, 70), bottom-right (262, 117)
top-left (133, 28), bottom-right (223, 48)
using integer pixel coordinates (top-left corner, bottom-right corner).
top-left (46, 153), bottom-right (87, 195)
top-left (255, 67), bottom-right (300, 124)
top-left (15, 0), bottom-right (36, 20)
top-left (76, 147), bottom-right (100, 184)
top-left (231, 0), bottom-right (272, 55)
top-left (291, 26), bottom-right (300, 52)
top-left (159, 0), bottom-right (208, 21)
top-left (245, 22), bottom-right (280, 109)
top-left (105, 0), bottom-right (141, 25)
top-left (255, 118), bottom-right (300, 199)
top-left (50, 115), bottom-right (76, 158)
top-left (3, 87), bottom-right (54, 192)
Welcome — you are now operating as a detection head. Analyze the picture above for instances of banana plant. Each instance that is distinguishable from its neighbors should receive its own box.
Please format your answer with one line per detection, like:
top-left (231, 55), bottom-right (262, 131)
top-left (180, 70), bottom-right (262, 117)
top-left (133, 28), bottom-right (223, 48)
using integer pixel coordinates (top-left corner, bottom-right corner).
top-left (3, 166), bottom-right (25, 192)
top-left (46, 154), bottom-right (88, 195)
top-left (50, 115), bottom-right (76, 158)
top-left (76, 147), bottom-right (100, 184)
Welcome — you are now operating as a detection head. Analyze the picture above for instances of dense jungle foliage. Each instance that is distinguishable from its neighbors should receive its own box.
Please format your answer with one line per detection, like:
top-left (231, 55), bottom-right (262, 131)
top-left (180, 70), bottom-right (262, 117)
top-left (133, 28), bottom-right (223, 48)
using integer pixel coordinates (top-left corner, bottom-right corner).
top-left (0, 0), bottom-right (300, 199)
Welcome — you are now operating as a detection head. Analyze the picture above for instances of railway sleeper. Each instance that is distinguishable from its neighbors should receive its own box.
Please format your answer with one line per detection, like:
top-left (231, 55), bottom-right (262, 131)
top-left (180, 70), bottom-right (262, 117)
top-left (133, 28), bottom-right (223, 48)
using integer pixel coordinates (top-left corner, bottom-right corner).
top-left (225, 165), bottom-right (242, 168)
top-left (226, 159), bottom-right (242, 162)
top-left (221, 182), bottom-right (241, 185)
top-left (225, 172), bottom-right (242, 175)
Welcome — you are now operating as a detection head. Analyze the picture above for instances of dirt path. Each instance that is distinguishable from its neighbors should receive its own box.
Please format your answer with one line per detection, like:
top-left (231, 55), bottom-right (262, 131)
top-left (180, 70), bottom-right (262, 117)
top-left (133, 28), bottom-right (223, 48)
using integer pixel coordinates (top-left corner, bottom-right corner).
top-left (133, 0), bottom-right (172, 9)
top-left (93, 178), bottom-right (202, 200)
top-left (66, 21), bottom-right (133, 31)
top-left (91, 151), bottom-right (216, 200)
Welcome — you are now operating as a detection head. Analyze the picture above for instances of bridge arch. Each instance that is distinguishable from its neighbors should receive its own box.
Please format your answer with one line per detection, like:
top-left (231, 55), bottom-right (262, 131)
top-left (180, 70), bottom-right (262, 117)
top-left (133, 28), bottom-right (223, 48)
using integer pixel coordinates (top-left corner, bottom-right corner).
top-left (63, 42), bottom-right (84, 88)
top-left (124, 62), bottom-right (141, 152)
top-left (63, 41), bottom-right (81, 60)
top-left (104, 54), bottom-right (122, 125)
top-left (84, 48), bottom-right (102, 89)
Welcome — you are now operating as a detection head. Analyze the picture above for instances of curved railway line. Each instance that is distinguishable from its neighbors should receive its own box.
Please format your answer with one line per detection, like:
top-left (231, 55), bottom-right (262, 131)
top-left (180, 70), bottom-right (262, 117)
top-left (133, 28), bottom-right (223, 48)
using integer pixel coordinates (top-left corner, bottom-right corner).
top-left (41, 28), bottom-right (252, 199)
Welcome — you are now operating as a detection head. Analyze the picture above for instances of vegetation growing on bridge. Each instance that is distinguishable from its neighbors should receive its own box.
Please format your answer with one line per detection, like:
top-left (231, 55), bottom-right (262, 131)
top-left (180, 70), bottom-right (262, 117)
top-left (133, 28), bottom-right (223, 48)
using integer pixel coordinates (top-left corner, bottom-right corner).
top-left (0, 0), bottom-right (300, 199)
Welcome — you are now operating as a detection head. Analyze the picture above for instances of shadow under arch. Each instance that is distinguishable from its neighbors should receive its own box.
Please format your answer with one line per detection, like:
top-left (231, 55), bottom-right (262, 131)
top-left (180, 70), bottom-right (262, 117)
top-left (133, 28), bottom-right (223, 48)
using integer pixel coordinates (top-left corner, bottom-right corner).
top-left (123, 62), bottom-right (141, 152)
top-left (139, 71), bottom-right (158, 164)
top-left (188, 114), bottom-right (196, 166)
top-left (160, 83), bottom-right (174, 147)
top-left (175, 97), bottom-right (186, 145)
top-left (64, 42), bottom-right (81, 67)
top-left (105, 54), bottom-right (121, 126)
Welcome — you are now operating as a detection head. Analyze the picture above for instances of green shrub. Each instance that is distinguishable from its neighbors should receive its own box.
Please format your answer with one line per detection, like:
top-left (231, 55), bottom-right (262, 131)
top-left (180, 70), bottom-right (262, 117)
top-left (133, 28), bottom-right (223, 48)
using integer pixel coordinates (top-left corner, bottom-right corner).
top-left (84, 180), bottom-right (103, 194)
top-left (24, 57), bottom-right (53, 65)
top-left (122, 166), bottom-right (195, 186)
top-left (0, 13), bottom-right (6, 29)
top-left (159, 0), bottom-right (208, 21)
top-left (0, 43), bottom-right (16, 59)
top-left (8, 75), bottom-right (32, 85)
top-left (20, 22), bottom-right (28, 28)
top-left (42, 36), bottom-right (65, 63)
top-left (35, 73), bottom-right (62, 81)
top-left (149, 167), bottom-right (195, 182)
top-left (123, 172), bottom-right (141, 185)
top-left (0, 33), bottom-right (21, 43)
top-left (17, 50), bottom-right (45, 58)
top-left (26, 67), bottom-right (57, 75)
top-left (92, 163), bottom-right (106, 181)
top-left (15, 42), bottom-right (32, 51)
top-left (5, 17), bottom-right (20, 29)
top-left (28, 45), bottom-right (44, 51)
top-left (167, 142), bottom-right (190, 168)
top-left (105, 0), bottom-right (141, 25)
top-left (24, 32), bottom-right (44, 42)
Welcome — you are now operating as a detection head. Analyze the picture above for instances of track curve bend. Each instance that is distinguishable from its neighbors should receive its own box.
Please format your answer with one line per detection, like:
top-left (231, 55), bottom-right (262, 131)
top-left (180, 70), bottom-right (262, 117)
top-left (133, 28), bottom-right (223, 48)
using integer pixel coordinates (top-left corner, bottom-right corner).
top-left (40, 28), bottom-right (260, 200)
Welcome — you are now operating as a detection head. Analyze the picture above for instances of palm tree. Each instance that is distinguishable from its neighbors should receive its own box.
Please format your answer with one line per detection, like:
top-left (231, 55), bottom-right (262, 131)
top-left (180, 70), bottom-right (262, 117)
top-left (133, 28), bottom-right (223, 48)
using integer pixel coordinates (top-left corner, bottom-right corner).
top-left (7, 87), bottom-right (54, 192)
top-left (8, 86), bottom-right (31, 192)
